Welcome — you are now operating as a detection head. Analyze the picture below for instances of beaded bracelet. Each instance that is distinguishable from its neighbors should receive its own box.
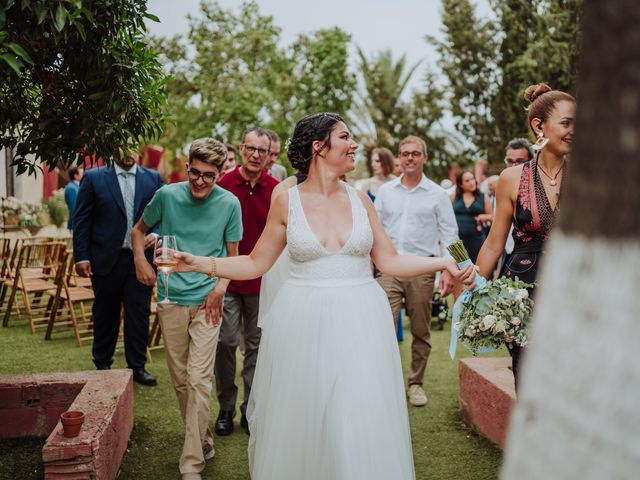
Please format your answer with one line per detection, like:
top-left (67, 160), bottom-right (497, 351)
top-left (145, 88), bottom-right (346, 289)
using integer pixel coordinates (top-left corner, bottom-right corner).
top-left (208, 257), bottom-right (217, 279)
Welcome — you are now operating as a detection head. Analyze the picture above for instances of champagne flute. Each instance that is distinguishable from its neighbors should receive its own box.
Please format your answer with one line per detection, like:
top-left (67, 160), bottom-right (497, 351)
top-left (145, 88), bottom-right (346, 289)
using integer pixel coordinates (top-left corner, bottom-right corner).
top-left (154, 235), bottom-right (178, 305)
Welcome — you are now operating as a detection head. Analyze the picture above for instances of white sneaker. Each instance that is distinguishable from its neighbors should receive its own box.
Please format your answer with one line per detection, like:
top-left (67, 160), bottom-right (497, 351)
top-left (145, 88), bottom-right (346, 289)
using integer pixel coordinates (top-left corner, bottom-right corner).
top-left (408, 384), bottom-right (428, 407)
top-left (203, 444), bottom-right (215, 461)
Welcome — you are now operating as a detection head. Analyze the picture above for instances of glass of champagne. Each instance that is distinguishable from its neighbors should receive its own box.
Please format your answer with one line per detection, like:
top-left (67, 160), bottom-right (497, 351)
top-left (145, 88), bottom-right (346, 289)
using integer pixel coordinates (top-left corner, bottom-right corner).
top-left (154, 235), bottom-right (178, 305)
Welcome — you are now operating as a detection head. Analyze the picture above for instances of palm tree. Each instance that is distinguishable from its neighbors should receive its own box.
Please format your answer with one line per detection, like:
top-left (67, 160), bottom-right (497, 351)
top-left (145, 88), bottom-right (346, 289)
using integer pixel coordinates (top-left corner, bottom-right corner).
top-left (353, 48), bottom-right (422, 148)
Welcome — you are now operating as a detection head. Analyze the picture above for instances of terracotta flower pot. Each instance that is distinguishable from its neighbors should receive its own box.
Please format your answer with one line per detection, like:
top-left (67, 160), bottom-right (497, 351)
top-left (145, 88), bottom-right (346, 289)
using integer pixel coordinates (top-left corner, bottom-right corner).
top-left (60, 410), bottom-right (85, 438)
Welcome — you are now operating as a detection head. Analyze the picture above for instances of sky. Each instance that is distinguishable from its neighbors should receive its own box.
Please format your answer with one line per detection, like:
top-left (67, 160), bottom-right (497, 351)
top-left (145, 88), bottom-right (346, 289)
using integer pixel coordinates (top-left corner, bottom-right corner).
top-left (146, 0), bottom-right (493, 96)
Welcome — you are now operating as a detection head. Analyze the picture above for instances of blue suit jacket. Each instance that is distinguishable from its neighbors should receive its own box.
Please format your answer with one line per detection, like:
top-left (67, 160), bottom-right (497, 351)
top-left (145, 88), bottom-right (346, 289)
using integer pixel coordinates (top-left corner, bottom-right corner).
top-left (72, 166), bottom-right (164, 276)
top-left (64, 180), bottom-right (80, 229)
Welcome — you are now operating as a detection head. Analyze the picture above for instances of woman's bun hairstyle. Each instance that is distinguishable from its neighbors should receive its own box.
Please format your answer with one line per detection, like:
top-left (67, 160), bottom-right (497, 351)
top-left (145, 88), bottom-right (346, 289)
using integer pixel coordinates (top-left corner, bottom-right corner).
top-left (287, 112), bottom-right (344, 174)
top-left (524, 83), bottom-right (552, 104)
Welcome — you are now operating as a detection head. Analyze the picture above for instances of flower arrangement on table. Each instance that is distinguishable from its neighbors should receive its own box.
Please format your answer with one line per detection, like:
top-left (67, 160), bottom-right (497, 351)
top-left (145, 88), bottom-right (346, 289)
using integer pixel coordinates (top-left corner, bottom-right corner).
top-left (447, 240), bottom-right (534, 356)
top-left (1, 196), bottom-right (49, 228)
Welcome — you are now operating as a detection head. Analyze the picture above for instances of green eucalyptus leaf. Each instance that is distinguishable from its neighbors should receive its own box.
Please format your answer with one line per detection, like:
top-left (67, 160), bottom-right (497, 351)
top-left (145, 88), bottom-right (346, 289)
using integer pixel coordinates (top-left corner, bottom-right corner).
top-left (54, 4), bottom-right (67, 32)
top-left (7, 42), bottom-right (33, 64)
top-left (37, 7), bottom-right (46, 24)
top-left (144, 13), bottom-right (160, 23)
top-left (1, 53), bottom-right (22, 74)
top-left (75, 22), bottom-right (86, 41)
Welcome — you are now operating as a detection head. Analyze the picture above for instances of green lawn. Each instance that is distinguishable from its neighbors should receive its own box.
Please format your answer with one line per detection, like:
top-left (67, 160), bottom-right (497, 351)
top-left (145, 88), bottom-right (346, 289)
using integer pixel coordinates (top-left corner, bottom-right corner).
top-left (0, 315), bottom-right (503, 479)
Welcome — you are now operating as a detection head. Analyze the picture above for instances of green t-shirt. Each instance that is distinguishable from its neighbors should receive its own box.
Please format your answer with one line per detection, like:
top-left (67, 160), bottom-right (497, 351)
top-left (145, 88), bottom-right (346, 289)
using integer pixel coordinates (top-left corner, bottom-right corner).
top-left (143, 182), bottom-right (243, 306)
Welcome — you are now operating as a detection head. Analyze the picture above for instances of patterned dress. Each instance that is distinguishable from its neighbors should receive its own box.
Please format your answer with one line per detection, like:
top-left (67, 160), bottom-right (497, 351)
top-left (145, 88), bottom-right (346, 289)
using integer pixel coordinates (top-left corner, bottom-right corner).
top-left (500, 157), bottom-right (561, 385)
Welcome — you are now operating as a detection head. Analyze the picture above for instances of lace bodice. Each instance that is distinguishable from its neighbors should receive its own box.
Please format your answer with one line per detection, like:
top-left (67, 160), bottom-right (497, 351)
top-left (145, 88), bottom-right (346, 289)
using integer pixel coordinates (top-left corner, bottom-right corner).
top-left (286, 183), bottom-right (374, 285)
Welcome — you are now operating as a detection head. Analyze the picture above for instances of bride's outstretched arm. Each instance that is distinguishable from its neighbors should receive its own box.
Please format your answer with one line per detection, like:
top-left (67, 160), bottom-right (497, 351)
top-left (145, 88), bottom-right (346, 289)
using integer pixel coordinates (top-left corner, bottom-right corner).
top-left (358, 191), bottom-right (472, 280)
top-left (173, 193), bottom-right (288, 280)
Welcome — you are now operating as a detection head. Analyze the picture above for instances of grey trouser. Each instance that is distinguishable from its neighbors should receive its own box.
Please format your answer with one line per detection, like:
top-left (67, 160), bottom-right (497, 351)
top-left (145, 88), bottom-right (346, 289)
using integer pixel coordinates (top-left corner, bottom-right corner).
top-left (215, 292), bottom-right (261, 414)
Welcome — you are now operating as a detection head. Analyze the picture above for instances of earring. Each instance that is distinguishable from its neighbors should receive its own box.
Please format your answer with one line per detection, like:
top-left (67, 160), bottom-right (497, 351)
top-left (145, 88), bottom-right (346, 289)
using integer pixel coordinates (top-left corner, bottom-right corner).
top-left (531, 135), bottom-right (549, 152)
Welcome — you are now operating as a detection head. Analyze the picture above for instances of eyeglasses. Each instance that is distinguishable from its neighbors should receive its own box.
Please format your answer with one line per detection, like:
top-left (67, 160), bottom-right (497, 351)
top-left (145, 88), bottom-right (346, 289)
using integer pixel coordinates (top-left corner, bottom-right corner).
top-left (400, 150), bottom-right (424, 159)
top-left (505, 159), bottom-right (525, 166)
top-left (187, 167), bottom-right (218, 185)
top-left (241, 144), bottom-right (270, 158)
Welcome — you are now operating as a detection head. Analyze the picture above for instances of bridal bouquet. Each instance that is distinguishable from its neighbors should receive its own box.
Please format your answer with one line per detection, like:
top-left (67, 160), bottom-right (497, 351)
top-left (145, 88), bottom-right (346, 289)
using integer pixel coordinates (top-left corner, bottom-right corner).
top-left (447, 240), bottom-right (533, 356)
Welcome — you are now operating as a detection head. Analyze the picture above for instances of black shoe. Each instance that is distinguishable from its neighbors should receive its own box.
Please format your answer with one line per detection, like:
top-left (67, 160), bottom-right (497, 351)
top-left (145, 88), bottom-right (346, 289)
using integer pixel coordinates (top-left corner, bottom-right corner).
top-left (215, 410), bottom-right (235, 436)
top-left (132, 369), bottom-right (157, 387)
top-left (240, 414), bottom-right (249, 435)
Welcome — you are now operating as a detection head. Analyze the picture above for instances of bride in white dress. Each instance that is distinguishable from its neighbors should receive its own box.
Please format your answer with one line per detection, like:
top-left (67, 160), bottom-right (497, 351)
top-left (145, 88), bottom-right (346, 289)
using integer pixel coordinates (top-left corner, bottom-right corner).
top-left (171, 113), bottom-right (472, 480)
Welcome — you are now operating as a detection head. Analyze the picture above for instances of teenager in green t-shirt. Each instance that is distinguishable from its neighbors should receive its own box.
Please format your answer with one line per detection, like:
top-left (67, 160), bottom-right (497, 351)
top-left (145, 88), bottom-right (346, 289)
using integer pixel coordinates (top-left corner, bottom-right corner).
top-left (131, 138), bottom-right (242, 480)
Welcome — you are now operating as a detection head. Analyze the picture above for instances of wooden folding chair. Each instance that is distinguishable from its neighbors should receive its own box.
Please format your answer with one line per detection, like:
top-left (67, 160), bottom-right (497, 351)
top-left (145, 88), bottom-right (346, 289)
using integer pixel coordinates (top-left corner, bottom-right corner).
top-left (147, 299), bottom-right (164, 360)
top-left (45, 251), bottom-right (94, 347)
top-left (2, 241), bottom-right (66, 332)
top-left (0, 237), bottom-right (13, 282)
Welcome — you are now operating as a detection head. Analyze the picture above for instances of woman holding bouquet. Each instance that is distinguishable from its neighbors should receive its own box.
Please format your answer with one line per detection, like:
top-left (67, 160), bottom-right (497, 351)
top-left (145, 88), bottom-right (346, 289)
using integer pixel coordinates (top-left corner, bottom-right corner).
top-left (474, 83), bottom-right (576, 386)
top-left (169, 112), bottom-right (474, 479)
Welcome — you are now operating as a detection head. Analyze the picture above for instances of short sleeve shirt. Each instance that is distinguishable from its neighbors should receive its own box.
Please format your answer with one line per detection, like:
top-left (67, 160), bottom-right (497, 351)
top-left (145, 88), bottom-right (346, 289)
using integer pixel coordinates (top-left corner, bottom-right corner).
top-left (218, 168), bottom-right (278, 294)
top-left (143, 182), bottom-right (243, 306)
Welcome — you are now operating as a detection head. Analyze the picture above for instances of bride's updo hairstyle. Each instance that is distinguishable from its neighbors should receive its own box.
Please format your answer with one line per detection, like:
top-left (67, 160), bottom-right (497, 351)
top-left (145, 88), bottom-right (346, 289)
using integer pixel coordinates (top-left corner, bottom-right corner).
top-left (287, 112), bottom-right (344, 174)
top-left (524, 83), bottom-right (575, 135)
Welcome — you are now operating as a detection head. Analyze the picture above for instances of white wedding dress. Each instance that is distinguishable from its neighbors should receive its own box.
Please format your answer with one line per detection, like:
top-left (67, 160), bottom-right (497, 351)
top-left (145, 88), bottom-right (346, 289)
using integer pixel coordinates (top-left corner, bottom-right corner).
top-left (257, 247), bottom-right (290, 330)
top-left (247, 183), bottom-right (415, 480)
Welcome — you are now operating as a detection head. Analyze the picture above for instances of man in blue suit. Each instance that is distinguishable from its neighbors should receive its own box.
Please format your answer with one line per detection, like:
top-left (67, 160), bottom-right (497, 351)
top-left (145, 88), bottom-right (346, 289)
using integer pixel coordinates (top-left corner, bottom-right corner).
top-left (73, 150), bottom-right (164, 386)
top-left (64, 165), bottom-right (83, 230)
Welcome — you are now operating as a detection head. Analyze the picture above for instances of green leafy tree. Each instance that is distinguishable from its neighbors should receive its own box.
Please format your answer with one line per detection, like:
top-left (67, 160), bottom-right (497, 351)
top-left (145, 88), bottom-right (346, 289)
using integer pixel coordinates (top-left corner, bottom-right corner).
top-left (269, 27), bottom-right (356, 149)
top-left (154, 1), bottom-right (355, 169)
top-left (0, 0), bottom-right (167, 174)
top-left (430, 0), bottom-right (583, 167)
top-left (153, 0), bottom-right (283, 156)
top-left (490, 0), bottom-right (583, 162)
top-left (428, 0), bottom-right (500, 164)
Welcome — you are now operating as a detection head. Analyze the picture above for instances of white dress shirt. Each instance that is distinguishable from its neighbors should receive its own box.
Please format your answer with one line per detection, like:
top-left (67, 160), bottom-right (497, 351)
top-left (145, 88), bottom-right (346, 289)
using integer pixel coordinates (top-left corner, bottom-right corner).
top-left (374, 174), bottom-right (459, 257)
top-left (114, 163), bottom-right (137, 198)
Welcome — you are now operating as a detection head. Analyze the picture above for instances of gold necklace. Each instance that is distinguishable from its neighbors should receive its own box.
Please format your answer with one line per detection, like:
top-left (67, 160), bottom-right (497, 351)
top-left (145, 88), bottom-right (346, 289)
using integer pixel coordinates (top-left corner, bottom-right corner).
top-left (537, 160), bottom-right (565, 186)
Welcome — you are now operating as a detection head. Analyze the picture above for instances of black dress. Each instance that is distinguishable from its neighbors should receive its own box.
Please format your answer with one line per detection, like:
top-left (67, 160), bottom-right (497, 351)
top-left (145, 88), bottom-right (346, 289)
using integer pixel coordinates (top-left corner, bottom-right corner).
top-left (452, 193), bottom-right (487, 263)
top-left (500, 158), bottom-right (560, 387)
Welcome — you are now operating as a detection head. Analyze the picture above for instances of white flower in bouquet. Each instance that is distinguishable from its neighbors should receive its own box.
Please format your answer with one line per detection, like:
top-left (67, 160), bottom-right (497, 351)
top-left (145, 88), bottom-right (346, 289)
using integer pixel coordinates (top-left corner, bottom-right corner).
top-left (481, 315), bottom-right (496, 331)
top-left (510, 316), bottom-right (521, 325)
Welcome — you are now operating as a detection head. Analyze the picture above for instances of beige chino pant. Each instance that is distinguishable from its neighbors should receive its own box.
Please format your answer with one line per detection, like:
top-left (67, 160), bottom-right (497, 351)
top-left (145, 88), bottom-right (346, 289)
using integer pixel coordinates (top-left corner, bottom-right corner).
top-left (377, 273), bottom-right (435, 386)
top-left (158, 304), bottom-right (220, 474)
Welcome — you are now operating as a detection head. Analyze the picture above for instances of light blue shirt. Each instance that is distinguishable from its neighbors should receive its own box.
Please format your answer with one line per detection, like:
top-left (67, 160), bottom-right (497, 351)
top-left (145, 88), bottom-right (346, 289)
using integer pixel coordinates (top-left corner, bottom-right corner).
top-left (114, 163), bottom-right (137, 248)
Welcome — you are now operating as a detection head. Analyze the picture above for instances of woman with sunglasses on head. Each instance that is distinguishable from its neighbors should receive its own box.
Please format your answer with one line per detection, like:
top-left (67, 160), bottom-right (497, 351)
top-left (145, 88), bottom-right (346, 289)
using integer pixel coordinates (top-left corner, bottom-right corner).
top-left (473, 83), bottom-right (576, 388)
top-left (170, 112), bottom-right (474, 479)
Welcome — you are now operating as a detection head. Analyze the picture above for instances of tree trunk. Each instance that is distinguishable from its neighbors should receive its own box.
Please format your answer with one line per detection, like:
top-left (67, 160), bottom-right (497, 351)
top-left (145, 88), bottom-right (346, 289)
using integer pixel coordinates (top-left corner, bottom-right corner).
top-left (501, 1), bottom-right (640, 479)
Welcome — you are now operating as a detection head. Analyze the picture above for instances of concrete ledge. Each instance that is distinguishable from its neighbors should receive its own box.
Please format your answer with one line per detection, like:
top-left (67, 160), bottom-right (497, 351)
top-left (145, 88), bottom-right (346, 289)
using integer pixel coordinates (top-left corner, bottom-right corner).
top-left (0, 370), bottom-right (133, 480)
top-left (459, 357), bottom-right (516, 449)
